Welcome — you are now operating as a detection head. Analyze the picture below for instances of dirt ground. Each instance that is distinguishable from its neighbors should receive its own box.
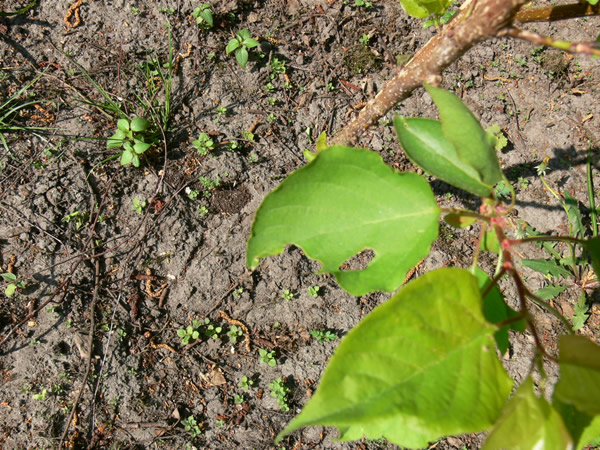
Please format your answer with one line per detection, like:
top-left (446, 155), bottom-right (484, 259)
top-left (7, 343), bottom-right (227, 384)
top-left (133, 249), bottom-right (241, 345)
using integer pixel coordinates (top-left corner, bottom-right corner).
top-left (1, 0), bottom-right (599, 448)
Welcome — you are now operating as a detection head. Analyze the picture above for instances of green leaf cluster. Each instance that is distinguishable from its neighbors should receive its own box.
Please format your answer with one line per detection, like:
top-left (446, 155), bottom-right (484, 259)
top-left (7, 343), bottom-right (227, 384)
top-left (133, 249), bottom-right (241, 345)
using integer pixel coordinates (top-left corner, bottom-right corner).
top-left (226, 29), bottom-right (259, 69)
top-left (192, 4), bottom-right (213, 29)
top-left (107, 117), bottom-right (156, 167)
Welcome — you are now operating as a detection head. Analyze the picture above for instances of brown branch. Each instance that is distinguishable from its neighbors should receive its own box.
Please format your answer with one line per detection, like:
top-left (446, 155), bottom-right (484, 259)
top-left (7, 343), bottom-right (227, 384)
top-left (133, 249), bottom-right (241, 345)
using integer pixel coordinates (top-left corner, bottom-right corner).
top-left (515, 2), bottom-right (600, 23)
top-left (331, 0), bottom-right (528, 146)
top-left (501, 27), bottom-right (600, 57)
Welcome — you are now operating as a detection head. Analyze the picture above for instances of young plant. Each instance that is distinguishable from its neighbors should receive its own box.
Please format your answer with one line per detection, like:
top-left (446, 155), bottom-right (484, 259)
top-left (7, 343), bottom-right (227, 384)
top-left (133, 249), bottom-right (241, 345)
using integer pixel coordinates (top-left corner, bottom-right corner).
top-left (203, 318), bottom-right (222, 340)
top-left (192, 132), bottom-right (215, 155)
top-left (192, 4), bottom-right (213, 29)
top-left (247, 84), bottom-right (600, 448)
top-left (1, 273), bottom-right (25, 297)
top-left (181, 415), bottom-right (202, 438)
top-left (227, 325), bottom-right (243, 343)
top-left (269, 377), bottom-right (290, 412)
top-left (307, 285), bottom-right (320, 297)
top-left (132, 198), bottom-right (146, 214)
top-left (258, 348), bottom-right (277, 367)
top-left (309, 329), bottom-right (337, 343)
top-left (226, 29), bottom-right (259, 69)
top-left (177, 320), bottom-right (201, 345)
top-left (106, 117), bottom-right (156, 167)
top-left (238, 375), bottom-right (254, 391)
top-left (281, 289), bottom-right (294, 301)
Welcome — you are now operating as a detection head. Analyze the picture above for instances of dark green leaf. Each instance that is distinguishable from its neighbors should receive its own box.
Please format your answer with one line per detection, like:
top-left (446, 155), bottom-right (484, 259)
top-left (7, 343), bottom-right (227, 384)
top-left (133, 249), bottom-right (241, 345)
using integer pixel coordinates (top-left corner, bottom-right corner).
top-left (277, 268), bottom-right (513, 447)
top-left (133, 141), bottom-right (151, 154)
top-left (1, 273), bottom-right (17, 282)
top-left (535, 285), bottom-right (568, 300)
top-left (247, 146), bottom-right (440, 296)
top-left (424, 84), bottom-right (503, 186)
top-left (226, 39), bottom-right (240, 55)
top-left (483, 377), bottom-right (572, 449)
top-left (117, 118), bottom-right (130, 132)
top-left (394, 117), bottom-right (493, 197)
top-left (106, 129), bottom-right (126, 149)
top-left (521, 259), bottom-right (573, 279)
top-left (554, 399), bottom-right (600, 450)
top-left (554, 335), bottom-right (600, 416)
top-left (120, 150), bottom-right (133, 166)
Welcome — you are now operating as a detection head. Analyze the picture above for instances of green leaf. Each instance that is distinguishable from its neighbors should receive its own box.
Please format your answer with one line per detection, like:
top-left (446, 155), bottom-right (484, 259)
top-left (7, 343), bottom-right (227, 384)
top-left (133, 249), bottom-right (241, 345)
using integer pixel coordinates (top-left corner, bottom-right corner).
top-left (132, 155), bottom-right (140, 167)
top-left (117, 118), bottom-right (130, 132)
top-left (394, 117), bottom-right (493, 197)
top-left (247, 146), bottom-right (440, 296)
top-left (535, 284), bottom-right (568, 300)
top-left (243, 38), bottom-right (260, 49)
top-left (237, 29), bottom-right (251, 40)
top-left (133, 141), bottom-right (151, 154)
top-left (199, 9), bottom-right (213, 27)
top-left (5, 283), bottom-right (16, 297)
top-left (564, 191), bottom-right (584, 239)
top-left (424, 84), bottom-right (503, 186)
top-left (130, 117), bottom-right (151, 132)
top-left (572, 292), bottom-right (589, 331)
top-left (277, 268), bottom-right (513, 447)
top-left (236, 47), bottom-right (249, 69)
top-left (521, 258), bottom-right (573, 279)
top-left (480, 229), bottom-right (500, 254)
top-left (316, 131), bottom-right (328, 153)
top-left (1, 273), bottom-right (17, 282)
top-left (554, 335), bottom-right (600, 416)
top-left (107, 129), bottom-right (126, 149)
top-left (584, 235), bottom-right (600, 281)
top-left (554, 399), bottom-right (600, 450)
top-left (483, 377), bottom-right (573, 450)
top-left (398, 0), bottom-right (449, 18)
top-left (444, 213), bottom-right (476, 228)
top-left (120, 150), bottom-right (134, 166)
top-left (226, 39), bottom-right (240, 55)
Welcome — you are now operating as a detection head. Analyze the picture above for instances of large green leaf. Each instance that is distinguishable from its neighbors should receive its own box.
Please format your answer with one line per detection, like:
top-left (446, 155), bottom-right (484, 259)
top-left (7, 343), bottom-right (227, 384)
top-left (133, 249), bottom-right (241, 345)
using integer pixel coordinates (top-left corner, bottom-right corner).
top-left (521, 258), bottom-right (573, 279)
top-left (277, 268), bottom-right (513, 447)
top-left (246, 146), bottom-right (440, 296)
top-left (554, 335), bottom-right (600, 416)
top-left (425, 84), bottom-right (503, 186)
top-left (555, 399), bottom-right (600, 449)
top-left (483, 377), bottom-right (573, 450)
top-left (394, 117), bottom-right (493, 197)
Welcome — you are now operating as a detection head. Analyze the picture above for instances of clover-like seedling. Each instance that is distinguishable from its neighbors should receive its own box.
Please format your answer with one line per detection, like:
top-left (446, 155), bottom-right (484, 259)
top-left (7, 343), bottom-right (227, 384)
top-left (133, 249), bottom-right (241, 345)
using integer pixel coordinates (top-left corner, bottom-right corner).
top-left (192, 4), bottom-right (213, 29)
top-left (132, 198), bottom-right (146, 214)
top-left (227, 325), bottom-right (243, 343)
top-left (307, 285), bottom-right (320, 297)
top-left (203, 317), bottom-right (222, 339)
top-left (259, 348), bottom-right (277, 367)
top-left (192, 132), bottom-right (215, 156)
top-left (177, 320), bottom-right (201, 345)
top-left (238, 375), bottom-right (254, 391)
top-left (226, 29), bottom-right (259, 69)
top-left (107, 117), bottom-right (156, 167)
top-left (269, 377), bottom-right (290, 412)
top-left (281, 289), bottom-right (294, 301)
top-left (310, 329), bottom-right (338, 343)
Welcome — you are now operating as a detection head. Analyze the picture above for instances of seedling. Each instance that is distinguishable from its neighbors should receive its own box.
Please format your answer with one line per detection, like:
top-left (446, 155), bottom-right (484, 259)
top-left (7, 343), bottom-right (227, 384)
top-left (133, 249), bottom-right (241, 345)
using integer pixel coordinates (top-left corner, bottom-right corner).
top-left (238, 375), bottom-right (254, 391)
top-left (192, 4), bottom-right (213, 29)
top-left (198, 205), bottom-right (209, 216)
top-left (199, 175), bottom-right (221, 197)
top-left (192, 132), bottom-right (215, 156)
top-left (269, 58), bottom-right (286, 79)
top-left (234, 394), bottom-right (245, 404)
top-left (177, 320), bottom-right (201, 345)
top-left (269, 377), bottom-right (290, 412)
top-left (281, 289), bottom-right (294, 301)
top-left (106, 117), bottom-right (157, 167)
top-left (204, 318), bottom-right (222, 340)
top-left (227, 325), bottom-right (243, 343)
top-left (132, 198), bottom-right (146, 214)
top-left (242, 130), bottom-right (255, 141)
top-left (62, 210), bottom-right (89, 231)
top-left (354, 0), bottom-right (372, 8)
top-left (32, 388), bottom-right (48, 401)
top-left (310, 330), bottom-right (337, 343)
top-left (232, 287), bottom-right (244, 299)
top-left (1, 273), bottom-right (25, 297)
top-left (215, 106), bottom-right (227, 116)
top-left (258, 348), bottom-right (277, 367)
top-left (359, 34), bottom-right (371, 46)
top-left (226, 29), bottom-right (259, 69)
top-left (181, 415), bottom-right (202, 438)
top-left (267, 113), bottom-right (277, 124)
top-left (307, 285), bottom-right (320, 297)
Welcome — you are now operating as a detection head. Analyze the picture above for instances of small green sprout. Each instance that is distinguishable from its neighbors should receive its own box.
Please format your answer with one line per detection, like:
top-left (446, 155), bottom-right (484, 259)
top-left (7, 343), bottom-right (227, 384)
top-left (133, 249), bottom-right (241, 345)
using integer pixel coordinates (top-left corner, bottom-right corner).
top-left (310, 329), bottom-right (338, 342)
top-left (215, 106), bottom-right (228, 116)
top-left (359, 34), bottom-right (371, 46)
top-left (259, 348), bottom-right (277, 367)
top-left (2, 273), bottom-right (25, 297)
top-left (267, 97), bottom-right (277, 106)
top-left (198, 205), bottom-right (209, 216)
top-left (281, 289), bottom-right (294, 301)
top-left (269, 377), bottom-right (290, 412)
top-left (204, 317), bottom-right (222, 339)
top-left (355, 0), bottom-right (372, 7)
top-left (263, 82), bottom-right (276, 93)
top-left (269, 58), bottom-right (286, 79)
top-left (62, 210), bottom-right (89, 231)
top-left (192, 4), bottom-right (213, 29)
top-left (132, 198), bottom-right (146, 214)
top-left (227, 325), bottom-right (243, 343)
top-left (232, 287), bottom-right (244, 299)
top-left (242, 130), bottom-right (255, 141)
top-left (307, 285), bottom-right (320, 297)
top-left (33, 389), bottom-right (48, 401)
top-left (177, 320), bottom-right (201, 345)
top-left (182, 415), bottom-right (202, 438)
top-left (238, 375), bottom-right (254, 391)
top-left (234, 393), bottom-right (245, 404)
top-left (107, 117), bottom-right (156, 167)
top-left (192, 132), bottom-right (215, 156)
top-left (226, 29), bottom-right (260, 69)
top-left (267, 113), bottom-right (277, 124)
